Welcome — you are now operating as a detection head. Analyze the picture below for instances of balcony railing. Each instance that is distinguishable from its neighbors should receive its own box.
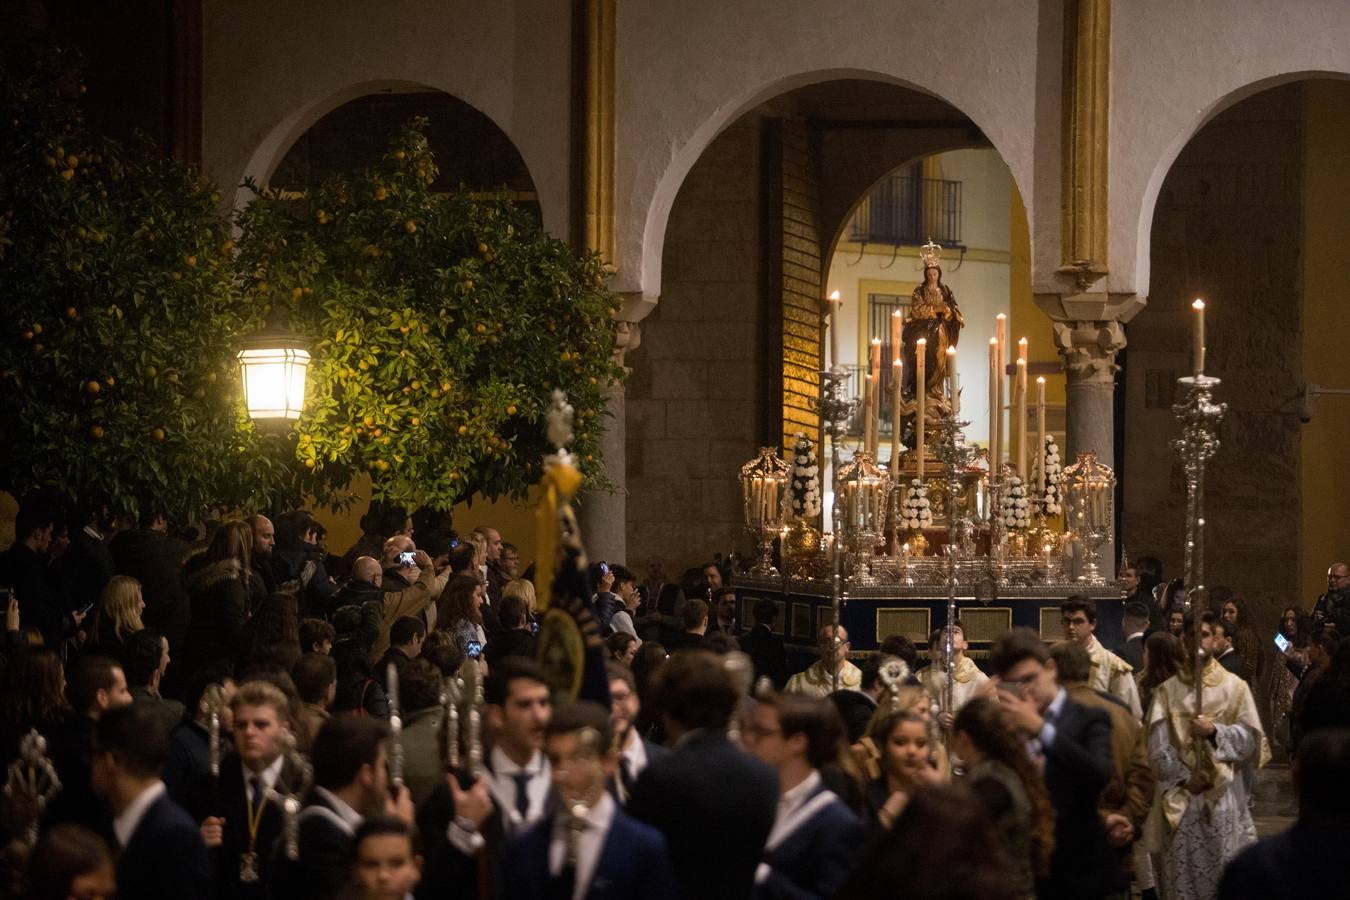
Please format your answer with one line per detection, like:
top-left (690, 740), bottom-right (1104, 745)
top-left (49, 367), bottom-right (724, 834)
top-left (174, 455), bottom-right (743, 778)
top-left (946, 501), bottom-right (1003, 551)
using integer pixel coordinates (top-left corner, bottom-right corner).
top-left (847, 172), bottom-right (963, 248)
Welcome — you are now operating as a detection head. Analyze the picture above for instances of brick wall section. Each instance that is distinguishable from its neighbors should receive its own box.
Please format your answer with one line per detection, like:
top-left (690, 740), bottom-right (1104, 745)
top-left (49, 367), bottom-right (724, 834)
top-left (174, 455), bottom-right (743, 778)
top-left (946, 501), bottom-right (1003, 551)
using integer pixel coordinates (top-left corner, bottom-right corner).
top-left (624, 118), bottom-right (768, 569)
top-left (767, 118), bottom-right (825, 452)
top-left (1122, 83), bottom-right (1303, 633)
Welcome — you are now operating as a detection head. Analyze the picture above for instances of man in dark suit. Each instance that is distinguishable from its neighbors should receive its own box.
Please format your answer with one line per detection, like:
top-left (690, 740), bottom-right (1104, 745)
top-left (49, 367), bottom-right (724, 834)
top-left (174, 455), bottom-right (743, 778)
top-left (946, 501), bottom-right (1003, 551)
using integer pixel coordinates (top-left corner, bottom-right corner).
top-left (376, 615), bottom-right (426, 690)
top-left (991, 628), bottom-right (1114, 900)
top-left (1214, 621), bottom-right (1252, 681)
top-left (268, 716), bottom-right (414, 899)
top-left (505, 701), bottom-right (677, 900)
top-left (1120, 600), bottom-right (1149, 672)
top-left (415, 657), bottom-right (555, 898)
top-left (661, 598), bottom-right (710, 654)
top-left (738, 598), bottom-right (789, 689)
top-left (189, 680), bottom-right (298, 900)
top-left (628, 649), bottom-right (779, 900)
top-left (1218, 727), bottom-right (1350, 899)
top-left (607, 663), bottom-right (670, 805)
top-left (744, 692), bottom-right (863, 898)
top-left (92, 701), bottom-right (210, 897)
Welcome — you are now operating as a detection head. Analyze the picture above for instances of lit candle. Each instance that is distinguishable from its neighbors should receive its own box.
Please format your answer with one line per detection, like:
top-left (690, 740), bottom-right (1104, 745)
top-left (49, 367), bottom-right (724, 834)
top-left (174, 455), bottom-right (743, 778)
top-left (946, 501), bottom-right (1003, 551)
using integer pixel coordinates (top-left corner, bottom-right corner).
top-left (890, 357), bottom-right (902, 475)
top-left (995, 314), bottom-right (1006, 475)
top-left (946, 346), bottom-right (959, 415)
top-left (1036, 376), bottom-right (1047, 494)
top-left (890, 309), bottom-right (902, 360)
top-left (1015, 357), bottom-right (1027, 483)
top-left (827, 291), bottom-right (841, 370)
top-left (869, 338), bottom-right (882, 456)
top-left (916, 338), bottom-right (927, 482)
top-left (1192, 298), bottom-right (1206, 376)
top-left (862, 373), bottom-right (873, 456)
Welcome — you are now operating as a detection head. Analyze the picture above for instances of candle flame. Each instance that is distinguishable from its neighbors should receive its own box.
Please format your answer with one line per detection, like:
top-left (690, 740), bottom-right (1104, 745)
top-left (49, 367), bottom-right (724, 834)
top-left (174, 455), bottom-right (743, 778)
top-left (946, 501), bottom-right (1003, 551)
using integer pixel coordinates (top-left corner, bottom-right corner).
top-left (829, 290), bottom-right (841, 301)
top-left (1016, 358), bottom-right (1026, 367)
top-left (1192, 298), bottom-right (1205, 310)
top-left (892, 309), bottom-right (902, 318)
top-left (946, 346), bottom-right (957, 356)
top-left (989, 337), bottom-right (998, 345)
top-left (996, 312), bottom-right (1007, 320)
top-left (892, 358), bottom-right (902, 367)
top-left (871, 337), bottom-right (881, 345)
top-left (1018, 337), bottom-right (1028, 346)
top-left (916, 337), bottom-right (926, 346)
top-left (1036, 376), bottom-right (1046, 384)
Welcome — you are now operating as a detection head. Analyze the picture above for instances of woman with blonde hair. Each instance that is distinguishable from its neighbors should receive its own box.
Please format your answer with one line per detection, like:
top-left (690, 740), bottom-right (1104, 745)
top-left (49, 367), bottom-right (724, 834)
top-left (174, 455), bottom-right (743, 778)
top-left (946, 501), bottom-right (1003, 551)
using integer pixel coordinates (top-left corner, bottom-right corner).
top-left (88, 575), bottom-right (145, 655)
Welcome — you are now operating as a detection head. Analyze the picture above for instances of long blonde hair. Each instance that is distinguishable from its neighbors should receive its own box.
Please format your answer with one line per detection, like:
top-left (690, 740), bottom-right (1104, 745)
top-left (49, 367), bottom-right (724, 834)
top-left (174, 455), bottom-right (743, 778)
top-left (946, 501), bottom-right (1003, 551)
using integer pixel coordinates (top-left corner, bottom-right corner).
top-left (97, 575), bottom-right (145, 641)
top-left (465, 532), bottom-right (487, 570)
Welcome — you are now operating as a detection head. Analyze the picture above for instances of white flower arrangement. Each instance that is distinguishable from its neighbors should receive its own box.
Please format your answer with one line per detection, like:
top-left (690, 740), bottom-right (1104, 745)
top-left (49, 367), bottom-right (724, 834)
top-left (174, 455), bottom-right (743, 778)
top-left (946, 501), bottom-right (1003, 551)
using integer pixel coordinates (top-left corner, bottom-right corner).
top-left (1001, 475), bottom-right (1031, 531)
top-left (900, 479), bottom-right (932, 531)
top-left (789, 433), bottom-right (821, 519)
top-left (1041, 435), bottom-right (1062, 516)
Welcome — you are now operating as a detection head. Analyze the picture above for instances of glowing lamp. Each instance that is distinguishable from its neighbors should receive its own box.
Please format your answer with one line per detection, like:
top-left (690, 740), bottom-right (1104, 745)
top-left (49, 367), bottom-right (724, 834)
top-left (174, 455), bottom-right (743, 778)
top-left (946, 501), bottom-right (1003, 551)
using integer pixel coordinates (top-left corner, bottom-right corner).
top-left (237, 328), bottom-right (311, 422)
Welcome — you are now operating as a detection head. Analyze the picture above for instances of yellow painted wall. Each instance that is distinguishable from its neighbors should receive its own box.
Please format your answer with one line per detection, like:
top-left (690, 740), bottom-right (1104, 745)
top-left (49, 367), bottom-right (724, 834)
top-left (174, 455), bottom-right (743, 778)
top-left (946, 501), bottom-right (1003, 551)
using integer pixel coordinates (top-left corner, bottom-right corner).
top-left (1299, 80), bottom-right (1350, 601)
top-left (1008, 182), bottom-right (1064, 472)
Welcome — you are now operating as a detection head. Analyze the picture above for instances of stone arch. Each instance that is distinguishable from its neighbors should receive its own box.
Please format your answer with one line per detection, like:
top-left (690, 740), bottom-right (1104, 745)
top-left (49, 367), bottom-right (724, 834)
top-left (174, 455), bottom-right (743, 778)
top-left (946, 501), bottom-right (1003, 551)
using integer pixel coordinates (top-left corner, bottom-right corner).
top-left (635, 68), bottom-right (1035, 309)
top-left (221, 79), bottom-right (562, 237)
top-left (1131, 70), bottom-right (1350, 298)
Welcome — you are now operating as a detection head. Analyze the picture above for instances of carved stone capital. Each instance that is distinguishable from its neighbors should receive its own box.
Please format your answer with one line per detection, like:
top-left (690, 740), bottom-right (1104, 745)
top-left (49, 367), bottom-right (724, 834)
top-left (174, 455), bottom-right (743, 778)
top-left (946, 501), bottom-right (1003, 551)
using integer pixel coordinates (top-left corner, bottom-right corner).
top-left (1052, 319), bottom-right (1126, 385)
top-left (612, 320), bottom-right (641, 371)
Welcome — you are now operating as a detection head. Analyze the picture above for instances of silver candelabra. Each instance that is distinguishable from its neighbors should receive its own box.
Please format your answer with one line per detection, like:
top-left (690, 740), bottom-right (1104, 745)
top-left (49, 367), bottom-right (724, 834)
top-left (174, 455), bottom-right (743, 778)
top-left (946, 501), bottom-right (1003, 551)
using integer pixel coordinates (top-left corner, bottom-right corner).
top-left (1172, 375), bottom-right (1226, 616)
top-left (818, 367), bottom-right (857, 692)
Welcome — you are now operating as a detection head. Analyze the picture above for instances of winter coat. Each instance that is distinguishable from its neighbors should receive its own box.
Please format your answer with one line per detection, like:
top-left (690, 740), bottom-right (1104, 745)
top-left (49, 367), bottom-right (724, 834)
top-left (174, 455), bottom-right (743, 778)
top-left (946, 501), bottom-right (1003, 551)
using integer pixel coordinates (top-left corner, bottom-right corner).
top-left (182, 554), bottom-right (249, 676)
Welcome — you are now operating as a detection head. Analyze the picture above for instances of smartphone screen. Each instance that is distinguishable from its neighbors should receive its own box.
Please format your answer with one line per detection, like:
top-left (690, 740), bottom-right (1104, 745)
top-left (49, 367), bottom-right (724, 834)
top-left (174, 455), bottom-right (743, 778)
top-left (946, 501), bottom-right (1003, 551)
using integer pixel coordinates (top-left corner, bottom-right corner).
top-left (467, 640), bottom-right (483, 660)
top-left (1274, 632), bottom-right (1291, 653)
top-left (398, 551), bottom-right (415, 567)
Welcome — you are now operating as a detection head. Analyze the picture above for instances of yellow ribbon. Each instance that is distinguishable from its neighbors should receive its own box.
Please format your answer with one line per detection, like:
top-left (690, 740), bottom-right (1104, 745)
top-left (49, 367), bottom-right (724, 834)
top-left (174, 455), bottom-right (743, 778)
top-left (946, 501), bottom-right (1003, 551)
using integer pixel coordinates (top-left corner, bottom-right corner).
top-left (533, 461), bottom-right (582, 612)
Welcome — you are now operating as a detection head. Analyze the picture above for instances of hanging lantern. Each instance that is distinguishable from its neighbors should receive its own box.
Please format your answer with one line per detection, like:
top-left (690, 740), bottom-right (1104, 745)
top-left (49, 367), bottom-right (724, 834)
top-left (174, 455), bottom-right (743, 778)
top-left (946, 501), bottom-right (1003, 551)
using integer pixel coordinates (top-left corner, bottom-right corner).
top-left (237, 325), bottom-right (311, 422)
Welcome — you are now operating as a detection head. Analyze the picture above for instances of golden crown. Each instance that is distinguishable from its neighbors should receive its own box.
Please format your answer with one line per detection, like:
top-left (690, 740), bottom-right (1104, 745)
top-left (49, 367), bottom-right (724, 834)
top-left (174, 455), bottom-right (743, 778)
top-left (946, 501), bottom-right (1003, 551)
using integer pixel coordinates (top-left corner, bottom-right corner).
top-left (918, 238), bottom-right (942, 270)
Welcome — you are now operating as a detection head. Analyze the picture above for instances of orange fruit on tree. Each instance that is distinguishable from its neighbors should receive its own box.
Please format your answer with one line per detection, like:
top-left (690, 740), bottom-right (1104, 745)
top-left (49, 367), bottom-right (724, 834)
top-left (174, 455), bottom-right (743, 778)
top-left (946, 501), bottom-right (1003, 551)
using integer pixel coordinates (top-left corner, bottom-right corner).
top-left (84, 380), bottom-right (100, 394)
top-left (151, 427), bottom-right (165, 441)
top-left (89, 425), bottom-right (104, 440)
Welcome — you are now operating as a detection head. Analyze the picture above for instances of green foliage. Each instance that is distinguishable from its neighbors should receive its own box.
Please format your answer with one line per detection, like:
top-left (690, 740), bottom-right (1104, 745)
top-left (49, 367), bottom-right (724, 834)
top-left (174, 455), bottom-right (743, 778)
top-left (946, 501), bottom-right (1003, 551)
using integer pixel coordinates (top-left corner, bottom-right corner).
top-left (0, 43), bottom-right (289, 520)
top-left (234, 119), bottom-right (624, 510)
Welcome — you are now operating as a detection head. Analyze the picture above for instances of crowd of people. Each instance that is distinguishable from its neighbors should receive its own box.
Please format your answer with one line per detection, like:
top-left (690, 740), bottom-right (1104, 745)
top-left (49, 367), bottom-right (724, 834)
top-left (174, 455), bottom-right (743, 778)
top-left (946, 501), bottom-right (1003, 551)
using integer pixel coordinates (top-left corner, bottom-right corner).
top-left (1, 490), bottom-right (1349, 900)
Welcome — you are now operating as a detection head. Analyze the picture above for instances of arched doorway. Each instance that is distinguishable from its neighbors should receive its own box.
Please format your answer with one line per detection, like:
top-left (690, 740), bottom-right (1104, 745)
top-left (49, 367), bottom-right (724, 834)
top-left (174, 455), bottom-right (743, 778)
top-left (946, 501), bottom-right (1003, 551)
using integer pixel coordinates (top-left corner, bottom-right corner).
top-left (1124, 77), bottom-right (1350, 639)
top-left (623, 78), bottom-right (1033, 567)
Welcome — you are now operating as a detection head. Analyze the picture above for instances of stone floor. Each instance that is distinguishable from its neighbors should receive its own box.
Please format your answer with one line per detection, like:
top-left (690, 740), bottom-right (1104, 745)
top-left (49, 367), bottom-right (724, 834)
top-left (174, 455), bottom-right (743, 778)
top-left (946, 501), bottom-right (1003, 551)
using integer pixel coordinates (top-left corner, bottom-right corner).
top-left (1251, 761), bottom-right (1296, 838)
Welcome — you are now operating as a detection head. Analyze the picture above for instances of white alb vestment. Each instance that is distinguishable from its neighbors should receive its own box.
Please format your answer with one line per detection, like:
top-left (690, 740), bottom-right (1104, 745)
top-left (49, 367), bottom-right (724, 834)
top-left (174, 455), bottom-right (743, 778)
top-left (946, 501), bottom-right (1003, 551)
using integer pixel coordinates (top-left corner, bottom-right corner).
top-left (918, 656), bottom-right (989, 714)
top-left (1085, 635), bottom-right (1142, 718)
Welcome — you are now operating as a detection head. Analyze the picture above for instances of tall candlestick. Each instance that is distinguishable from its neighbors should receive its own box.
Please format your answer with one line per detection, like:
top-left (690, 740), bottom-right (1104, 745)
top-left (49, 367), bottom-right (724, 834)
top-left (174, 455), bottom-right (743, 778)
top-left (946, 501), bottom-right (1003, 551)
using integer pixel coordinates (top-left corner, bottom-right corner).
top-left (869, 338), bottom-right (882, 456)
top-left (862, 373), bottom-right (874, 455)
top-left (1036, 377), bottom-right (1047, 494)
top-left (988, 337), bottom-right (998, 461)
top-left (890, 357), bottom-right (902, 475)
top-left (995, 314), bottom-right (1006, 475)
top-left (890, 309), bottom-right (902, 361)
top-left (1192, 298), bottom-right (1206, 376)
top-left (827, 290), bottom-right (841, 370)
top-left (1015, 356), bottom-right (1028, 482)
top-left (916, 338), bottom-right (926, 482)
top-left (946, 346), bottom-right (959, 415)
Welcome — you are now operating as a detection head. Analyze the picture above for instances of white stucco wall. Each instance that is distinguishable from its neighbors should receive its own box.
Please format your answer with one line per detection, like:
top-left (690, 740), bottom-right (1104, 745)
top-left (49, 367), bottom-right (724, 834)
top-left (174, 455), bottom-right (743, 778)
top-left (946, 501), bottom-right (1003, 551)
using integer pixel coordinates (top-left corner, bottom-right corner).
top-left (1110, 0), bottom-right (1350, 297)
top-left (198, 0), bottom-right (1350, 310)
top-left (201, 0), bottom-right (572, 238)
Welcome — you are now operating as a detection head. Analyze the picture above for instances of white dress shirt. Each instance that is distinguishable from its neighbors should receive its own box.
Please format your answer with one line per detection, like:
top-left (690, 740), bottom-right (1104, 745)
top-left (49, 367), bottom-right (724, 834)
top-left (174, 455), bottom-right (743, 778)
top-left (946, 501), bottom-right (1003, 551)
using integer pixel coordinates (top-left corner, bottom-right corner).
top-left (312, 786), bottom-right (364, 835)
top-left (244, 754), bottom-right (285, 796)
top-left (113, 780), bottom-right (166, 848)
top-left (489, 745), bottom-right (551, 832)
top-left (549, 791), bottom-right (616, 900)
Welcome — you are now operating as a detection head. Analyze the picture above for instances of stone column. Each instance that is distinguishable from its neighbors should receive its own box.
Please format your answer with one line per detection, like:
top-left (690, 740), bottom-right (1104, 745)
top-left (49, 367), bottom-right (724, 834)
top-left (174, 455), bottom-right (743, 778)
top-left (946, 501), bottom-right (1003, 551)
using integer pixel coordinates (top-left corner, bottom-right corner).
top-left (578, 320), bottom-right (640, 564)
top-left (1039, 289), bottom-right (1142, 574)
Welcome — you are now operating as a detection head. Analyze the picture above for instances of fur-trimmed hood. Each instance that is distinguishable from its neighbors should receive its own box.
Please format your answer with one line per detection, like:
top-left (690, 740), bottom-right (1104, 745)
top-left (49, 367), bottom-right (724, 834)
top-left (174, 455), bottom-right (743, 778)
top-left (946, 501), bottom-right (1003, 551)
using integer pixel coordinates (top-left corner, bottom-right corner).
top-left (182, 554), bottom-right (244, 592)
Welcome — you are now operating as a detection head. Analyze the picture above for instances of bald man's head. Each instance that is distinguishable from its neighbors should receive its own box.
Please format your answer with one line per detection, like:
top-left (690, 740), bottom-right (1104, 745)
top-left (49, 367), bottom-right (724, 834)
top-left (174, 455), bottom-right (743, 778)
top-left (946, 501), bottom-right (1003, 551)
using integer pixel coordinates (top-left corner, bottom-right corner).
top-left (248, 515), bottom-right (275, 556)
top-left (352, 556), bottom-right (383, 587)
top-left (381, 535), bottom-right (414, 566)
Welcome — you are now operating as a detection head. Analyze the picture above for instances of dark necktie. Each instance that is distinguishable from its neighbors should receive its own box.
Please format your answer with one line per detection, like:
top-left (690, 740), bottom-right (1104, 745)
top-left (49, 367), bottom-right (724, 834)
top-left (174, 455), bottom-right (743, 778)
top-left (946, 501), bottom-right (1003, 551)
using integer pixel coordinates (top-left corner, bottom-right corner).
top-left (511, 771), bottom-right (533, 821)
top-left (249, 775), bottom-right (264, 810)
top-left (549, 862), bottom-right (576, 900)
top-left (618, 755), bottom-right (636, 800)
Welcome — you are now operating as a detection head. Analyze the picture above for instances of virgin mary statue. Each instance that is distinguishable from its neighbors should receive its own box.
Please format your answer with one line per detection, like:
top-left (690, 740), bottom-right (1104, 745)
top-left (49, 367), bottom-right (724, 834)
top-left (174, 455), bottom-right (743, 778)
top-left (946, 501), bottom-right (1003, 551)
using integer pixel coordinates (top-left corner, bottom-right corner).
top-left (900, 239), bottom-right (963, 445)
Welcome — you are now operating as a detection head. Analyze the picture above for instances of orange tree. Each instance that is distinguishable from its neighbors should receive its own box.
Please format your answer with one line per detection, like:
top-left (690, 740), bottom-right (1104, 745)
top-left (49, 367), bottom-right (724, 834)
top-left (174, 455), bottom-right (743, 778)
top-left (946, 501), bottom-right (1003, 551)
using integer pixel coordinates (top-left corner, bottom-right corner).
top-left (233, 118), bottom-right (623, 510)
top-left (0, 43), bottom-right (290, 520)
